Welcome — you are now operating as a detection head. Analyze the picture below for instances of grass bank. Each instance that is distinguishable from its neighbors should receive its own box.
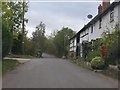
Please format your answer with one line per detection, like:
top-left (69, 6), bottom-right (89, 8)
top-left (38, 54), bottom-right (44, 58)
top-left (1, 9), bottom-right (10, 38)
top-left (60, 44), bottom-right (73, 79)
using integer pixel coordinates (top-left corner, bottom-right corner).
top-left (70, 58), bottom-right (118, 80)
top-left (6, 54), bottom-right (33, 59)
top-left (2, 59), bottom-right (20, 75)
top-left (97, 68), bottom-right (118, 80)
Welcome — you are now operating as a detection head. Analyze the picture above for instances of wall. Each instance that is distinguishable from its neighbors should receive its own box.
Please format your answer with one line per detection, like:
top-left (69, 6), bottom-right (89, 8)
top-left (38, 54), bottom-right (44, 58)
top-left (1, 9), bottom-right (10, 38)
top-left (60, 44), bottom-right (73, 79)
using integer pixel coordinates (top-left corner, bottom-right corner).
top-left (69, 3), bottom-right (120, 58)
top-left (69, 37), bottom-right (76, 52)
top-left (118, 3), bottom-right (120, 25)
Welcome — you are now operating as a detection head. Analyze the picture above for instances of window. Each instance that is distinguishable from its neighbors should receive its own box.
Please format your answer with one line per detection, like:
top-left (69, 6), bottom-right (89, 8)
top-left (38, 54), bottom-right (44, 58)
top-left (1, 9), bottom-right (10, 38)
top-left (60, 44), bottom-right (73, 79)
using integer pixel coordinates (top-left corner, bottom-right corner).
top-left (110, 9), bottom-right (114, 22)
top-left (99, 18), bottom-right (102, 29)
top-left (91, 25), bottom-right (93, 33)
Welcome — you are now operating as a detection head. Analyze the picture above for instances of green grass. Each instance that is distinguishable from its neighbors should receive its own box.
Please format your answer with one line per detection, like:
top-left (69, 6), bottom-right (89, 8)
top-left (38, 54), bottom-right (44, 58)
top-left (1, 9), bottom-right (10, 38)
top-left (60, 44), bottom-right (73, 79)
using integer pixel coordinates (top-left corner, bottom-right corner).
top-left (72, 59), bottom-right (92, 70)
top-left (97, 68), bottom-right (118, 80)
top-left (7, 54), bottom-right (33, 59)
top-left (70, 58), bottom-right (118, 80)
top-left (2, 59), bottom-right (20, 75)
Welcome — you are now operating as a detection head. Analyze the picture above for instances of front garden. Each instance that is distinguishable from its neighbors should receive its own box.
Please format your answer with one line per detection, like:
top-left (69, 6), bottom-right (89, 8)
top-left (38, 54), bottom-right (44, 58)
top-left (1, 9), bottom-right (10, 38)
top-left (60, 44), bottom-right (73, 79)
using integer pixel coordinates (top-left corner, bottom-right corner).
top-left (70, 24), bottom-right (120, 80)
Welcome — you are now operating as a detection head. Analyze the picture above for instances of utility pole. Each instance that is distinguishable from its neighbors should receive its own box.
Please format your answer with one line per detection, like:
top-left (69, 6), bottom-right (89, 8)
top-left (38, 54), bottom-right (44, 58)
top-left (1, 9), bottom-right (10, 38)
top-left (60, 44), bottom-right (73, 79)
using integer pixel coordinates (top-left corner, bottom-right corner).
top-left (21, 0), bottom-right (25, 55)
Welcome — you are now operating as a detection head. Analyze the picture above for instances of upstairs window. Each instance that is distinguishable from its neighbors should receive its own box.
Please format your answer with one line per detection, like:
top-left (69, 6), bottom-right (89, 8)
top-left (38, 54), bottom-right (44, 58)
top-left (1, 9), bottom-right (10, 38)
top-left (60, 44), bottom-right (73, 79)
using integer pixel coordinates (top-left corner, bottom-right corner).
top-left (91, 25), bottom-right (93, 33)
top-left (110, 9), bottom-right (114, 22)
top-left (99, 18), bottom-right (102, 29)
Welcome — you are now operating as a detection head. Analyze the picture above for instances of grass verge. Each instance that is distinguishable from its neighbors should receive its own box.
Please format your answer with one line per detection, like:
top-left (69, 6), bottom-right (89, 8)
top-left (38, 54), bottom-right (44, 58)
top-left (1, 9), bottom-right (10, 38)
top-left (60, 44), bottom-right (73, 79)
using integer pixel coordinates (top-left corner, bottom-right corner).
top-left (71, 59), bottom-right (92, 70)
top-left (97, 68), bottom-right (118, 80)
top-left (2, 59), bottom-right (20, 75)
top-left (6, 54), bottom-right (33, 59)
top-left (70, 58), bottom-right (118, 80)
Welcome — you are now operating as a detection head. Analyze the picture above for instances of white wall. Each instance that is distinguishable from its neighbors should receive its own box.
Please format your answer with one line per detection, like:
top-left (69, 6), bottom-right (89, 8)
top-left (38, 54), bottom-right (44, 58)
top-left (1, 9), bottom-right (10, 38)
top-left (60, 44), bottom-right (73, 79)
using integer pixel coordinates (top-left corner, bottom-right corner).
top-left (89, 4), bottom-right (119, 42)
top-left (73, 38), bottom-right (76, 52)
top-left (69, 37), bottom-right (77, 52)
top-left (118, 4), bottom-right (120, 25)
top-left (69, 3), bottom-right (120, 56)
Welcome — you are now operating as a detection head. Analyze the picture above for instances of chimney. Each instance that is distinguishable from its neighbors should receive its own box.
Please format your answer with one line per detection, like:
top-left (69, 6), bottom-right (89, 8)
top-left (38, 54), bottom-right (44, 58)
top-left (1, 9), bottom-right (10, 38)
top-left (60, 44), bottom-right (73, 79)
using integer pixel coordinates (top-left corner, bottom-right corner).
top-left (102, 0), bottom-right (110, 12)
top-left (98, 4), bottom-right (102, 14)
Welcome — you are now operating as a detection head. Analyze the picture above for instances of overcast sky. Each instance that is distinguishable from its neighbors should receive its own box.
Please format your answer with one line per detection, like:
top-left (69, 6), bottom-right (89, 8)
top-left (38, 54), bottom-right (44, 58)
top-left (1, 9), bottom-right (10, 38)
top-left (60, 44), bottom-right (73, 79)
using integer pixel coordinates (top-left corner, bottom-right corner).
top-left (25, 0), bottom-right (114, 37)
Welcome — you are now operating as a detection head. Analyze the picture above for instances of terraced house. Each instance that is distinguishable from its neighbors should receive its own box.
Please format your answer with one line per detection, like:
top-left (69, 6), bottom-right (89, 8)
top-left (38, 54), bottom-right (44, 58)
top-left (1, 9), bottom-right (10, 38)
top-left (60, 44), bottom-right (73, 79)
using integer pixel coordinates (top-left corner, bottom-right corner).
top-left (69, 0), bottom-right (120, 58)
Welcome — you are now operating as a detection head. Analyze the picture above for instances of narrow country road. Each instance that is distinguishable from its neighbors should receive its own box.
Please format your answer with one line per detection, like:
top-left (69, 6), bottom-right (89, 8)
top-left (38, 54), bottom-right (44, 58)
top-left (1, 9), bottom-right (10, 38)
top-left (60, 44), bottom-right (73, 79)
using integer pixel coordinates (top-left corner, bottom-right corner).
top-left (3, 54), bottom-right (118, 88)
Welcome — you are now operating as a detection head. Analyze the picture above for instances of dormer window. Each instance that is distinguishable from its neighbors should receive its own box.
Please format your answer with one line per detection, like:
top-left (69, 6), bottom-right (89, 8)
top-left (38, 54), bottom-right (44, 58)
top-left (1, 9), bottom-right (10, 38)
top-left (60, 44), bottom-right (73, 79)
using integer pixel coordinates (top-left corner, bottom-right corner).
top-left (99, 18), bottom-right (102, 29)
top-left (110, 9), bottom-right (114, 22)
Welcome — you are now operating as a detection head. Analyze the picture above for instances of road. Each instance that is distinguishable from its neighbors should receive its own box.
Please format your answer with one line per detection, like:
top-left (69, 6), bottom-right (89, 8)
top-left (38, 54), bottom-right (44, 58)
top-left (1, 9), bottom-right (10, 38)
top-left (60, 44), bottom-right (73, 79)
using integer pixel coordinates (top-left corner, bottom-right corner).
top-left (3, 54), bottom-right (118, 88)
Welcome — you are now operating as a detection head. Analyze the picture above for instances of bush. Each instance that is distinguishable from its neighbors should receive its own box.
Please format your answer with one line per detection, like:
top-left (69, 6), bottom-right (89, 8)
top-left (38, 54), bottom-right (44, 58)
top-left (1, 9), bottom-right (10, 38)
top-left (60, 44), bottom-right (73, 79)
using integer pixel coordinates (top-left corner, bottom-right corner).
top-left (87, 39), bottom-right (102, 62)
top-left (101, 26), bottom-right (120, 65)
top-left (90, 57), bottom-right (106, 70)
top-left (2, 22), bottom-right (12, 58)
top-left (87, 50), bottom-right (101, 62)
top-left (105, 40), bottom-right (119, 65)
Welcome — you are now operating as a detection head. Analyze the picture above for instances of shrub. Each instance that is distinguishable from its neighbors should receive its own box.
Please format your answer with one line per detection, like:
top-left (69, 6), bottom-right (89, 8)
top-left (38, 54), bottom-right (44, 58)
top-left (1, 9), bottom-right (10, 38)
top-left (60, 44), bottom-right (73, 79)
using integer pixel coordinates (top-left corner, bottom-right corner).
top-left (105, 40), bottom-right (119, 65)
top-left (90, 56), bottom-right (106, 70)
top-left (87, 39), bottom-right (102, 62)
top-left (87, 49), bottom-right (101, 62)
top-left (101, 25), bottom-right (120, 65)
top-left (2, 22), bottom-right (12, 58)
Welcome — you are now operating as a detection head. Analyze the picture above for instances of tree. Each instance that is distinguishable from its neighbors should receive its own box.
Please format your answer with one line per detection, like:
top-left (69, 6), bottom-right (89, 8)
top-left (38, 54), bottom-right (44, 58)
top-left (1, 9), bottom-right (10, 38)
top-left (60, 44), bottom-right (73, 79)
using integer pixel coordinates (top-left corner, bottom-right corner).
top-left (53, 27), bottom-right (75, 57)
top-left (2, 1), bottom-right (28, 56)
top-left (21, 1), bottom-right (28, 54)
top-left (45, 38), bottom-right (56, 55)
top-left (2, 2), bottom-right (28, 33)
top-left (32, 22), bottom-right (46, 56)
top-left (2, 20), bottom-right (12, 57)
top-left (11, 32), bottom-right (22, 54)
top-left (24, 37), bottom-right (35, 56)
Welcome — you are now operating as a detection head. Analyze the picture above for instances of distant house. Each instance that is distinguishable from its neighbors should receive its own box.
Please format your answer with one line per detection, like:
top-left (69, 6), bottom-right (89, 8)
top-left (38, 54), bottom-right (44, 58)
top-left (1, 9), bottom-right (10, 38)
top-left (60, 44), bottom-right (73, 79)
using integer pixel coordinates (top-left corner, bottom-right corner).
top-left (69, 0), bottom-right (120, 58)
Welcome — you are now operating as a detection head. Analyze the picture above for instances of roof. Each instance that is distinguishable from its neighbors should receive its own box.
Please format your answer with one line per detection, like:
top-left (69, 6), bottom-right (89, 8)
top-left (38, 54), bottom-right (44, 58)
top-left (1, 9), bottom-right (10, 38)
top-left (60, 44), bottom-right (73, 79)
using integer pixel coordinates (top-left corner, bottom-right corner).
top-left (69, 1), bottom-right (120, 41)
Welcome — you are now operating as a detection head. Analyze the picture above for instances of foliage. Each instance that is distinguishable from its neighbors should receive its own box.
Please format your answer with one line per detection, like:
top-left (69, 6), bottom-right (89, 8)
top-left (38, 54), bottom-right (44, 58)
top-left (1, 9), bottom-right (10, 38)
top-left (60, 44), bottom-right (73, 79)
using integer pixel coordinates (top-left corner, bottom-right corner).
top-left (2, 1), bottom-right (28, 56)
top-left (87, 49), bottom-right (101, 62)
top-left (32, 22), bottom-right (46, 56)
top-left (2, 2), bottom-right (28, 33)
top-left (73, 57), bottom-right (91, 70)
top-left (87, 39), bottom-right (102, 62)
top-left (11, 30), bottom-right (28, 55)
top-left (24, 37), bottom-right (35, 55)
top-left (45, 38), bottom-right (57, 55)
top-left (90, 56), bottom-right (106, 70)
top-left (11, 32), bottom-right (22, 54)
top-left (53, 27), bottom-right (76, 57)
top-left (101, 25), bottom-right (120, 65)
top-left (2, 21), bottom-right (12, 58)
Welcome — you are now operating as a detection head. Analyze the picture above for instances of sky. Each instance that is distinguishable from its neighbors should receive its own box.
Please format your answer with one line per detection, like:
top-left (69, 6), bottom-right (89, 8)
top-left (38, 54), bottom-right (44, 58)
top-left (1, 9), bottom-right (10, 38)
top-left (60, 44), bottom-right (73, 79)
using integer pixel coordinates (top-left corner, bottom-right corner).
top-left (25, 0), bottom-right (114, 37)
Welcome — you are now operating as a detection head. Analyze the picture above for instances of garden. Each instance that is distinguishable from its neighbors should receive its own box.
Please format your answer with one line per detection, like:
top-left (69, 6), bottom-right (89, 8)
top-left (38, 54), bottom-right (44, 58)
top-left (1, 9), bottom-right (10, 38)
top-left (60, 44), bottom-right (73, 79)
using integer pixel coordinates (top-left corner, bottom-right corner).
top-left (71, 24), bottom-right (120, 79)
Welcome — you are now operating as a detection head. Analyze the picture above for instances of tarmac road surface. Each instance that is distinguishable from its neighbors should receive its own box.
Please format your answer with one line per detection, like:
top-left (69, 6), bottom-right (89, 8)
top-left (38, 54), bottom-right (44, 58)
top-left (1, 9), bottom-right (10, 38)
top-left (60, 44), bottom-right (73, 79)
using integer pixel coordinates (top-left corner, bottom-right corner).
top-left (3, 54), bottom-right (118, 88)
